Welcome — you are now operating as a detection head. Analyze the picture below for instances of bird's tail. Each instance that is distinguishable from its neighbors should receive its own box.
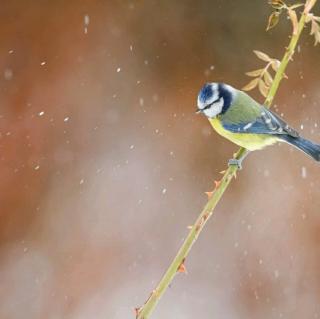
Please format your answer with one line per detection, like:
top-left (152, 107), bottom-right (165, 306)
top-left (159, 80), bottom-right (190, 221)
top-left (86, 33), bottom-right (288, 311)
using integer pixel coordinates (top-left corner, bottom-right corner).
top-left (280, 135), bottom-right (320, 162)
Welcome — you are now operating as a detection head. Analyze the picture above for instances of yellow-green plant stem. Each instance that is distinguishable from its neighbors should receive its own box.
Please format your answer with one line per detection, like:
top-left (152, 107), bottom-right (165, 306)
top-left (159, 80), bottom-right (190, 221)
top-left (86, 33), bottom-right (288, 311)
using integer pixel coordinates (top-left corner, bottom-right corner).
top-left (136, 1), bottom-right (317, 318)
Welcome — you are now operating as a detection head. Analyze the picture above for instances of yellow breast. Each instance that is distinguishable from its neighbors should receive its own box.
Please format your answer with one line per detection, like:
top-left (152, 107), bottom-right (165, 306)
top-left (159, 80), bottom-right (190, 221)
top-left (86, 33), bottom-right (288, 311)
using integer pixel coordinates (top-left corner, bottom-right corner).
top-left (209, 117), bottom-right (278, 151)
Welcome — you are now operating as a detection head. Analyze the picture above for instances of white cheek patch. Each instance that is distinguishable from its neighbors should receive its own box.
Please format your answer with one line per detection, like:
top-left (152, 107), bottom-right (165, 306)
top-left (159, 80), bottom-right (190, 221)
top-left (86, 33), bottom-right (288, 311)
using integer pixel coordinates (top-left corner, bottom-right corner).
top-left (203, 97), bottom-right (224, 118)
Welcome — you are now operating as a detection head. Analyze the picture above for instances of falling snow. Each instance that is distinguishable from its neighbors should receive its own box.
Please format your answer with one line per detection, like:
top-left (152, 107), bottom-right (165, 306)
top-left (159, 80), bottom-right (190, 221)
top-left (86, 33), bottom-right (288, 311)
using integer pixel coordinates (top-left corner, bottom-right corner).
top-left (4, 68), bottom-right (13, 80)
top-left (84, 14), bottom-right (90, 34)
top-left (301, 166), bottom-right (307, 179)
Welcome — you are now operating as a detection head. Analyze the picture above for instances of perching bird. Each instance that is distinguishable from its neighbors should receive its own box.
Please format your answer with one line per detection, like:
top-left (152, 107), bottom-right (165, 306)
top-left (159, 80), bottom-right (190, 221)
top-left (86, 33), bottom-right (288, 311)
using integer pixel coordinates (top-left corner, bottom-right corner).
top-left (197, 82), bottom-right (320, 168)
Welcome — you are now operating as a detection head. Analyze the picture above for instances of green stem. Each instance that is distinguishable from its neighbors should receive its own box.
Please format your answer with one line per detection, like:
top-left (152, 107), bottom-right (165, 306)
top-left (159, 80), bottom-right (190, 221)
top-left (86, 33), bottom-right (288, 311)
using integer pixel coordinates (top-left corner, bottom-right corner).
top-left (265, 11), bottom-right (305, 106)
top-left (136, 2), bottom-right (316, 318)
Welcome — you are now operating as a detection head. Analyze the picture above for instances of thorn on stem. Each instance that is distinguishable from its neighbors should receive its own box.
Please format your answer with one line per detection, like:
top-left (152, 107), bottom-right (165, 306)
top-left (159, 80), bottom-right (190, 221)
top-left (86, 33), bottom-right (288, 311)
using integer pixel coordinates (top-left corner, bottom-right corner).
top-left (205, 191), bottom-right (214, 199)
top-left (134, 307), bottom-right (142, 318)
top-left (177, 258), bottom-right (187, 274)
top-left (228, 171), bottom-right (236, 179)
top-left (214, 180), bottom-right (221, 189)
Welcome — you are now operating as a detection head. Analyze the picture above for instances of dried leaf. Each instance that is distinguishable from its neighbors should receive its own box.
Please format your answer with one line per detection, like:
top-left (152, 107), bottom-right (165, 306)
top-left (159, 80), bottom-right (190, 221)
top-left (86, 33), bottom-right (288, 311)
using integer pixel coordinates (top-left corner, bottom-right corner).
top-left (245, 68), bottom-right (265, 77)
top-left (242, 78), bottom-right (259, 91)
top-left (288, 8), bottom-right (299, 35)
top-left (305, 0), bottom-right (317, 13)
top-left (314, 30), bottom-right (320, 45)
top-left (289, 3), bottom-right (304, 10)
top-left (271, 59), bottom-right (281, 72)
top-left (268, 0), bottom-right (285, 10)
top-left (258, 79), bottom-right (269, 97)
top-left (263, 71), bottom-right (273, 86)
top-left (310, 20), bottom-right (320, 45)
top-left (266, 11), bottom-right (280, 31)
top-left (310, 20), bottom-right (320, 35)
top-left (313, 16), bottom-right (320, 23)
top-left (253, 50), bottom-right (272, 62)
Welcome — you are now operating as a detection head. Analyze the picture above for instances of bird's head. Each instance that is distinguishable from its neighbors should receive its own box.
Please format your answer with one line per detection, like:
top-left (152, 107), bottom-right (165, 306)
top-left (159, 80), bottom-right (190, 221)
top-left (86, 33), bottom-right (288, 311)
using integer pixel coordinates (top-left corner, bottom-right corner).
top-left (197, 82), bottom-right (236, 118)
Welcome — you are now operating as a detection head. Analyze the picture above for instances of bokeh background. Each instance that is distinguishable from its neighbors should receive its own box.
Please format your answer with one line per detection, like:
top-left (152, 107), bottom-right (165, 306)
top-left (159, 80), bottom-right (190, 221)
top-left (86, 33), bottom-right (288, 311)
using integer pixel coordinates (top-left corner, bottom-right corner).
top-left (0, 1), bottom-right (320, 318)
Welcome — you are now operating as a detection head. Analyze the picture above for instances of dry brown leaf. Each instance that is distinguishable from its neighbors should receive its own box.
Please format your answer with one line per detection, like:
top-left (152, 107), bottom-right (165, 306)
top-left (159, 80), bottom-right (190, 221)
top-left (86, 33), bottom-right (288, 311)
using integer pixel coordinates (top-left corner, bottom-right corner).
top-left (310, 20), bottom-right (320, 45)
top-left (288, 8), bottom-right (299, 35)
top-left (289, 3), bottom-right (304, 10)
top-left (305, 0), bottom-right (317, 13)
top-left (310, 20), bottom-right (320, 35)
top-left (263, 71), bottom-right (273, 86)
top-left (313, 16), bottom-right (320, 23)
top-left (315, 31), bottom-right (320, 45)
top-left (268, 0), bottom-right (285, 10)
top-left (246, 69), bottom-right (265, 77)
top-left (253, 50), bottom-right (272, 62)
top-left (258, 79), bottom-right (269, 97)
top-left (266, 11), bottom-right (280, 31)
top-left (242, 78), bottom-right (259, 91)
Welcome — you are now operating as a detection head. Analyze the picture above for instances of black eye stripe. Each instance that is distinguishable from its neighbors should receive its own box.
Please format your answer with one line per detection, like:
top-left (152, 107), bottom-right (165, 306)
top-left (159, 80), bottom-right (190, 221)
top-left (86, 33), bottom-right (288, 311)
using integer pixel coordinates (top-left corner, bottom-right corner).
top-left (203, 97), bottom-right (220, 110)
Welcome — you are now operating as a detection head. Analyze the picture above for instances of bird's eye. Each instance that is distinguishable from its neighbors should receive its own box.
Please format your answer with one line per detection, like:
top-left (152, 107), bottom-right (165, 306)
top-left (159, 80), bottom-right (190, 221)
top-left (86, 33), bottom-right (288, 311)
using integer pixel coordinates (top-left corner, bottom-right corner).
top-left (203, 97), bottom-right (220, 110)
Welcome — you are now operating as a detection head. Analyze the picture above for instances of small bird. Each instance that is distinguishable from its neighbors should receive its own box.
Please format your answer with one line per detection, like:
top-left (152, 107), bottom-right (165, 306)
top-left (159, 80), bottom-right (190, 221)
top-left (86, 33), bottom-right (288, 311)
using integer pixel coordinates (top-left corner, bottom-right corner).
top-left (197, 82), bottom-right (320, 168)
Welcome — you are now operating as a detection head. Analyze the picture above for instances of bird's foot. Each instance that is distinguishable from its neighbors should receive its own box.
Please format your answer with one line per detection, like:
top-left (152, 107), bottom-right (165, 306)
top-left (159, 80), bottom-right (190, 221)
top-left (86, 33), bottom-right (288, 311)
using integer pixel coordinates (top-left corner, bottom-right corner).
top-left (228, 158), bottom-right (243, 170)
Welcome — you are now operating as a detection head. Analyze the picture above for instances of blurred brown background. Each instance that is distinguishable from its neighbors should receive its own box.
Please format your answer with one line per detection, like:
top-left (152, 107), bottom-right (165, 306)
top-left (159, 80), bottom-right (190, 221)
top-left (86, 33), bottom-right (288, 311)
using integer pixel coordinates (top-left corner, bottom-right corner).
top-left (0, 1), bottom-right (320, 318)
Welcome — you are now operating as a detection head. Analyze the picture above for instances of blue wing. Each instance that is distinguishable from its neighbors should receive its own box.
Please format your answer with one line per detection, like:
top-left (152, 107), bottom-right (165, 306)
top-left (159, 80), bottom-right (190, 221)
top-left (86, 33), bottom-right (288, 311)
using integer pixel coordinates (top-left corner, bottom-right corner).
top-left (221, 107), bottom-right (299, 137)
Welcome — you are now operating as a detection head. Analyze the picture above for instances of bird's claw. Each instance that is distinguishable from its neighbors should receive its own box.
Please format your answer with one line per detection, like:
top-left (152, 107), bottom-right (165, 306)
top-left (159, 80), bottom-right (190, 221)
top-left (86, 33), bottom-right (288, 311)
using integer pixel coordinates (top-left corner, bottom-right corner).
top-left (228, 158), bottom-right (242, 170)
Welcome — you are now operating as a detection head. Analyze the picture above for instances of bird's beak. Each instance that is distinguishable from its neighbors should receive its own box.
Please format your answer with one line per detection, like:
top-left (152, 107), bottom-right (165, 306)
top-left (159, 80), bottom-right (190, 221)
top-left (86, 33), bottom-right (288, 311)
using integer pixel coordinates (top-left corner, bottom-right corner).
top-left (195, 109), bottom-right (202, 114)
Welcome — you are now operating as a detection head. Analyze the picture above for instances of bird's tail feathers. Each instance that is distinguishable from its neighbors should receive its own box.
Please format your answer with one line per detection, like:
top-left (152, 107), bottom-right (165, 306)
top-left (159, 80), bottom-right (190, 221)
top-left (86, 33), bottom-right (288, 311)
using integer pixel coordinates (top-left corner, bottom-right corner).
top-left (280, 135), bottom-right (320, 162)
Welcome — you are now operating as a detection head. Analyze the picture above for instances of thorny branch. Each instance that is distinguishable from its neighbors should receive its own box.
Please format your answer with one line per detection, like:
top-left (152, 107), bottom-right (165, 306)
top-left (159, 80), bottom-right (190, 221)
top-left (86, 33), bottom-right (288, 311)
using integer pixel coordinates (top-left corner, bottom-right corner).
top-left (136, 1), bottom-right (318, 318)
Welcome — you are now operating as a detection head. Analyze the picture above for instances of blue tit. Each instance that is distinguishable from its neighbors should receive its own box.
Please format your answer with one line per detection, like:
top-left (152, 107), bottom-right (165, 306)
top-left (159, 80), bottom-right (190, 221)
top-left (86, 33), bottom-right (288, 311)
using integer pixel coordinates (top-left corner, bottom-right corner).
top-left (197, 82), bottom-right (320, 168)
